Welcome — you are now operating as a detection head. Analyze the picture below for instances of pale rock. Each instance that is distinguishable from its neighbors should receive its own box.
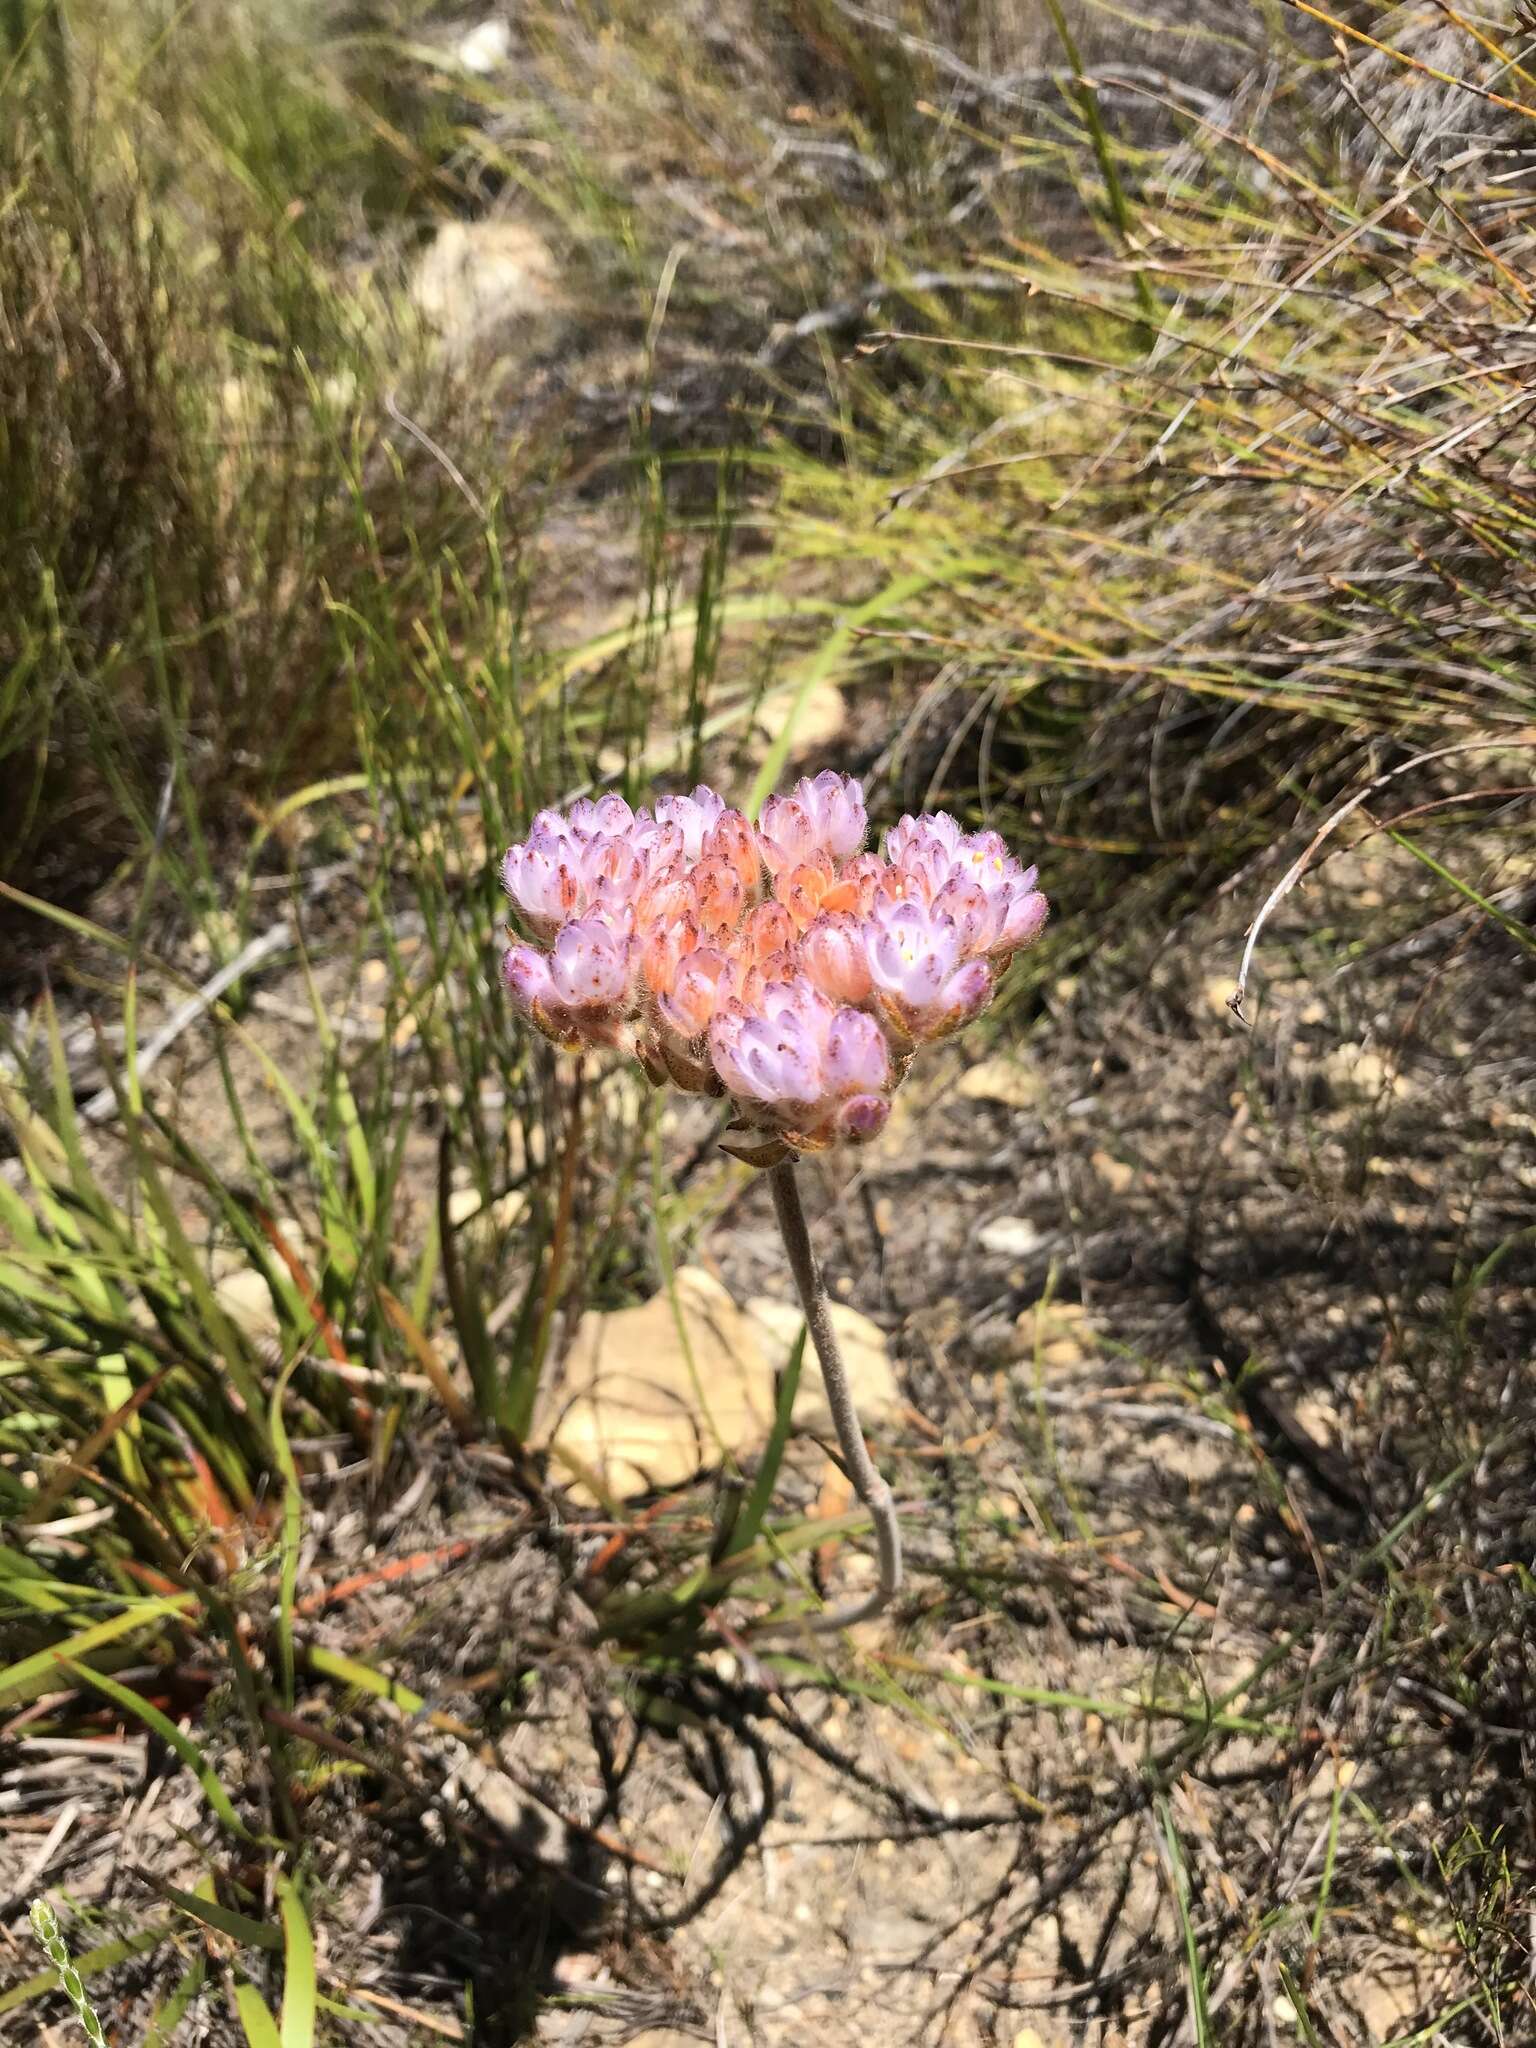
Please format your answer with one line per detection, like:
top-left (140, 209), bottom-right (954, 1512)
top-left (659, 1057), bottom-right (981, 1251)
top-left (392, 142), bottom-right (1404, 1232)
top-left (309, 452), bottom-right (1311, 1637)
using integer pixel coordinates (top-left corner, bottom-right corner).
top-left (1322, 1041), bottom-right (1407, 1099)
top-left (745, 1294), bottom-right (900, 1431)
top-left (1012, 1297), bottom-right (1089, 1370)
top-left (970, 1314), bottom-right (1020, 1364)
top-left (214, 1264), bottom-right (285, 1339)
top-left (773, 678), bottom-right (846, 757)
top-left (447, 1185), bottom-right (528, 1233)
top-left (212, 1221), bottom-right (311, 1337)
top-left (1293, 1392), bottom-right (1341, 1445)
top-left (1202, 974), bottom-right (1240, 1018)
top-left (956, 1055), bottom-right (1043, 1110)
top-left (1346, 1966), bottom-right (1427, 2037)
top-left (538, 1267), bottom-right (774, 1501)
top-left (412, 220), bottom-right (564, 354)
top-left (843, 1906), bottom-right (930, 1952)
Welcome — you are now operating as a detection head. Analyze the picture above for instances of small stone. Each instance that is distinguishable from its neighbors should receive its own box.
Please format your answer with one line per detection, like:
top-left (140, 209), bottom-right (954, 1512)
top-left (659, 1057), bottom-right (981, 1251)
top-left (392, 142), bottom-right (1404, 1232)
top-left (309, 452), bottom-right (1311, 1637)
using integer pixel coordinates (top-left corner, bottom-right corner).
top-left (779, 679), bottom-right (846, 757)
top-left (1321, 1042), bottom-right (1407, 1099)
top-left (956, 1056), bottom-right (1043, 1110)
top-left (843, 1908), bottom-right (930, 1952)
top-left (1013, 1299), bottom-right (1089, 1370)
top-left (453, 18), bottom-right (512, 74)
top-left (971, 1315), bottom-right (1020, 1364)
top-left (978, 1216), bottom-right (1043, 1258)
top-left (1294, 1393), bottom-right (1341, 1444)
top-left (538, 1268), bottom-right (775, 1500)
top-left (1089, 1149), bottom-right (1135, 1194)
top-left (214, 1267), bottom-right (281, 1335)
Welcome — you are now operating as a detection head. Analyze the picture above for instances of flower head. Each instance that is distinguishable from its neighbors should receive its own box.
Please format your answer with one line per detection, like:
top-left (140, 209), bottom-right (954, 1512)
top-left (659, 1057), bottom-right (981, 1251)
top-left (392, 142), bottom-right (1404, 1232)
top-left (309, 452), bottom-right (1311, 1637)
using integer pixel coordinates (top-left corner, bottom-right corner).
top-left (709, 976), bottom-right (891, 1154)
top-left (884, 811), bottom-right (1047, 962)
top-left (503, 915), bottom-right (635, 1049)
top-left (758, 772), bottom-right (867, 875)
top-left (863, 899), bottom-right (993, 1041)
top-left (501, 776), bottom-right (1046, 1162)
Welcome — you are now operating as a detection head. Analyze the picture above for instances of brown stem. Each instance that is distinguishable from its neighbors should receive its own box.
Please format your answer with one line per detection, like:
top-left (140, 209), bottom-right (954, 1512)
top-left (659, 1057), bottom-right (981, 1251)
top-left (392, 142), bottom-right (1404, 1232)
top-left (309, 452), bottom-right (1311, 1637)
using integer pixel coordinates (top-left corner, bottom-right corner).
top-left (767, 1160), bottom-right (902, 1630)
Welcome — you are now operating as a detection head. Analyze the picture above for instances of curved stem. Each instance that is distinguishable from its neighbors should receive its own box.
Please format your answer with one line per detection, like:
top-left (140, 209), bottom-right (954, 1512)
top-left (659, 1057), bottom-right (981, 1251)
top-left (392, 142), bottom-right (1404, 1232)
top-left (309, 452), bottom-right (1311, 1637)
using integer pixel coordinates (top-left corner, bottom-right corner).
top-left (766, 1160), bottom-right (902, 1630)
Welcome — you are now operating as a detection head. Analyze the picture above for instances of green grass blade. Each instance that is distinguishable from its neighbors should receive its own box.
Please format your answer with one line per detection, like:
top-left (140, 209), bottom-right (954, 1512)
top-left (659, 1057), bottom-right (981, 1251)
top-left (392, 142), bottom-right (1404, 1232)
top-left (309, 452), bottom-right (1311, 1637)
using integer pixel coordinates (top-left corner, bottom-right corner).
top-left (232, 1977), bottom-right (283, 2048)
top-left (277, 1878), bottom-right (318, 2048)
top-left (142, 1955), bottom-right (207, 2048)
top-left (158, 1881), bottom-right (283, 1952)
top-left (730, 1323), bottom-right (805, 1558)
top-left (0, 1594), bottom-right (197, 1707)
top-left (268, 1360), bottom-right (304, 1711)
top-left (61, 1656), bottom-right (255, 1842)
top-left (745, 569), bottom-right (972, 814)
top-left (1158, 1795), bottom-right (1212, 2047)
top-left (306, 1642), bottom-right (426, 1715)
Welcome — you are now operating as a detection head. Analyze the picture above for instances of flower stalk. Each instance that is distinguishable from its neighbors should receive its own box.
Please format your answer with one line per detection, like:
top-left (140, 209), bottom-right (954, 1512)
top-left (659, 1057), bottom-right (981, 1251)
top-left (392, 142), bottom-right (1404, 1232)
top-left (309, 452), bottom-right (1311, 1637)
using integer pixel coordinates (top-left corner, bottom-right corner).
top-left (768, 1160), bottom-right (901, 1628)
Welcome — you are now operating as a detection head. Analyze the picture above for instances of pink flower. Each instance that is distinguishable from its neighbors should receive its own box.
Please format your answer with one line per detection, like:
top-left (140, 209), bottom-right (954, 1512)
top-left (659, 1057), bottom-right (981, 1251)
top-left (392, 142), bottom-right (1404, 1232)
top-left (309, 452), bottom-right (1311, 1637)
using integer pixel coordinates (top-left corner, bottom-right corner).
top-left (550, 917), bottom-right (633, 1008)
top-left (799, 913), bottom-right (874, 1004)
top-left (503, 810), bottom-right (645, 940)
top-left (648, 786), bottom-right (726, 862)
top-left (656, 945), bottom-right (739, 1041)
top-left (884, 812), bottom-right (1047, 960)
top-left (503, 916), bottom-right (635, 1048)
top-left (740, 899), bottom-right (797, 964)
top-left (560, 793), bottom-right (637, 841)
top-left (704, 808), bottom-right (764, 896)
top-left (688, 856), bottom-right (749, 936)
top-left (823, 1006), bottom-right (890, 1096)
top-left (864, 900), bottom-right (993, 1041)
top-left (771, 847), bottom-right (882, 930)
top-left (758, 772), bottom-right (867, 876)
top-left (708, 976), bottom-right (890, 1151)
top-left (504, 943), bottom-right (558, 1020)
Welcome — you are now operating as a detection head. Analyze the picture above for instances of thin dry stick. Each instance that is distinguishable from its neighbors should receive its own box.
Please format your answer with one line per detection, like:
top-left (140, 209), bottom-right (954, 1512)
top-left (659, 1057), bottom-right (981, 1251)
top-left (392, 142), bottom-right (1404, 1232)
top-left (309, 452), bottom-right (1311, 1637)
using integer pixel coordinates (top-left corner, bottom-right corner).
top-left (768, 1160), bottom-right (901, 1629)
top-left (79, 918), bottom-right (292, 1122)
top-left (1229, 733), bottom-right (1536, 1021)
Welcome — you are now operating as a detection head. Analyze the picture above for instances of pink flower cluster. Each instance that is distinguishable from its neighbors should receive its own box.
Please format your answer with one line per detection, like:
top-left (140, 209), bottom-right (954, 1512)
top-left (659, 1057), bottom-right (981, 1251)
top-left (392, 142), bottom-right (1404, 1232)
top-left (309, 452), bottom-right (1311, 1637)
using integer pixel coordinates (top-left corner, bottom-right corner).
top-left (502, 774), bottom-right (1046, 1164)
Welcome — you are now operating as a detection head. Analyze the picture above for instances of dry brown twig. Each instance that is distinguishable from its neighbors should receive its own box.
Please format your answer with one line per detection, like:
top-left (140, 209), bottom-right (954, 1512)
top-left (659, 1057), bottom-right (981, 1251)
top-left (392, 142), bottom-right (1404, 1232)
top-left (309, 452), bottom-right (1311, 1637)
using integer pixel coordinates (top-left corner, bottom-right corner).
top-left (1228, 732), bottom-right (1536, 1022)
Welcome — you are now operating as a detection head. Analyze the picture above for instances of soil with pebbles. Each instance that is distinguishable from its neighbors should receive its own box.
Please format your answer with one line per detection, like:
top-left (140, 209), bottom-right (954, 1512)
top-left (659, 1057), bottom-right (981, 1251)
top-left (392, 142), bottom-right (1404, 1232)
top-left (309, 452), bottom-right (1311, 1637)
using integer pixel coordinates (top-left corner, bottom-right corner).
top-left (6, 826), bottom-right (1533, 2047)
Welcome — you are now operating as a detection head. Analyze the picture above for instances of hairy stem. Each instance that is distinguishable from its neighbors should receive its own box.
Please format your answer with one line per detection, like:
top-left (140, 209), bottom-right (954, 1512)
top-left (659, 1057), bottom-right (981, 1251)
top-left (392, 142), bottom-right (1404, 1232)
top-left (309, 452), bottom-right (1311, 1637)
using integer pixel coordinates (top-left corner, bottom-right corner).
top-left (767, 1160), bottom-right (901, 1629)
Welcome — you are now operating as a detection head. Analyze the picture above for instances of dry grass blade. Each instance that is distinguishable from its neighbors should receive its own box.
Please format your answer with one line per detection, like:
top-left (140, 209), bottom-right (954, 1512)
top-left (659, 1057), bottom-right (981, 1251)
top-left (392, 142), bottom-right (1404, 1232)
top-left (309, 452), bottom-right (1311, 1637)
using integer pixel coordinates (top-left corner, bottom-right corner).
top-left (1229, 734), bottom-right (1536, 1019)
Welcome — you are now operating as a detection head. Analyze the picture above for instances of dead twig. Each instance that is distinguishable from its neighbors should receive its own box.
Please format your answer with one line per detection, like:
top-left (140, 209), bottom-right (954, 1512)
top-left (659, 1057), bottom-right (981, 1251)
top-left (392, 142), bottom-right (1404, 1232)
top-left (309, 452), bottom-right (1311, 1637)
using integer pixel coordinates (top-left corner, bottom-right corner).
top-left (80, 919), bottom-right (292, 1122)
top-left (1229, 734), bottom-right (1536, 1021)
